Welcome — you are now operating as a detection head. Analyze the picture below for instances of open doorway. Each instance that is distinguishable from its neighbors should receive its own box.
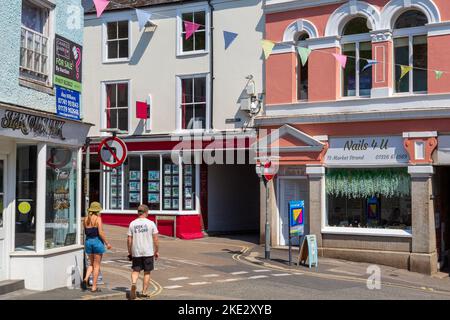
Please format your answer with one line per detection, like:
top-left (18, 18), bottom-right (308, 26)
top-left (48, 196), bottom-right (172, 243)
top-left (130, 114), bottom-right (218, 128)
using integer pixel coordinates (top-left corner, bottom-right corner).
top-left (434, 166), bottom-right (450, 271)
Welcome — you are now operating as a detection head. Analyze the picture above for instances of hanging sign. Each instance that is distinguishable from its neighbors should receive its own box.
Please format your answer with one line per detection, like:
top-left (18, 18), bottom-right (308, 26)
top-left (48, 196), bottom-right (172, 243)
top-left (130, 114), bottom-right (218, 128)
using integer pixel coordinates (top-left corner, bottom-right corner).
top-left (98, 136), bottom-right (128, 168)
top-left (54, 34), bottom-right (82, 92)
top-left (325, 136), bottom-right (409, 165)
top-left (56, 86), bottom-right (81, 120)
top-left (289, 200), bottom-right (304, 236)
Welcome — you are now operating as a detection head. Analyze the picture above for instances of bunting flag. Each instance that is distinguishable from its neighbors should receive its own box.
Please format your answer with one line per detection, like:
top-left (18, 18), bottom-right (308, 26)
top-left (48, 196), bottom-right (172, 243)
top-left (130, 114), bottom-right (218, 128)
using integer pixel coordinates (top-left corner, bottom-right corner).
top-left (332, 53), bottom-right (347, 69)
top-left (93, 0), bottom-right (110, 18)
top-left (297, 47), bottom-right (312, 66)
top-left (362, 59), bottom-right (378, 72)
top-left (261, 40), bottom-right (275, 60)
top-left (184, 21), bottom-right (201, 40)
top-left (435, 70), bottom-right (444, 80)
top-left (136, 9), bottom-right (152, 31)
top-left (223, 31), bottom-right (238, 50)
top-left (400, 65), bottom-right (413, 79)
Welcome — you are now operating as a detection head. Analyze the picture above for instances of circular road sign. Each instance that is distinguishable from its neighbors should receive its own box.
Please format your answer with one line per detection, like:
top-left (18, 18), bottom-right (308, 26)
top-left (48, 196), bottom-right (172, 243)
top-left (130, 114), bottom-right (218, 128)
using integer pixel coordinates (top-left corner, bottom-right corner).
top-left (263, 161), bottom-right (276, 182)
top-left (98, 136), bottom-right (128, 168)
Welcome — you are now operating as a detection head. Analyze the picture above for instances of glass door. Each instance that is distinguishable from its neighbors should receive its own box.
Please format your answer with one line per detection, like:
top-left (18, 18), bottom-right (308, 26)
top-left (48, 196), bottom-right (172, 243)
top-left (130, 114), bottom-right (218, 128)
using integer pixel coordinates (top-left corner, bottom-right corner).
top-left (0, 157), bottom-right (6, 280)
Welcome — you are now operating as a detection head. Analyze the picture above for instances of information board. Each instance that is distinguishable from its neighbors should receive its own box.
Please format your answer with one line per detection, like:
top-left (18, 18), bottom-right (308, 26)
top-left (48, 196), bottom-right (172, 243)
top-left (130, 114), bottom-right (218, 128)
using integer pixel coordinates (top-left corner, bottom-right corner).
top-left (298, 234), bottom-right (318, 268)
top-left (56, 86), bottom-right (81, 120)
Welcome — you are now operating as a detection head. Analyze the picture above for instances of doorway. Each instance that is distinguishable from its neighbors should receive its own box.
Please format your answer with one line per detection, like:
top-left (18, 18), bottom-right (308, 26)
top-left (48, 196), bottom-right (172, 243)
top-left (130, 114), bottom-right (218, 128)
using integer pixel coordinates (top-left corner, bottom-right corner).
top-left (278, 177), bottom-right (309, 246)
top-left (0, 157), bottom-right (6, 281)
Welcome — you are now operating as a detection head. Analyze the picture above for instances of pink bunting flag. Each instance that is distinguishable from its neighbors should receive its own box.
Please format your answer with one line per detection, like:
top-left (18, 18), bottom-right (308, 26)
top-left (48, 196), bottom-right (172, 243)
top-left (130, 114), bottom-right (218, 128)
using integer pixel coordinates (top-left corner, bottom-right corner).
top-left (332, 53), bottom-right (348, 69)
top-left (93, 0), bottom-right (110, 18)
top-left (184, 21), bottom-right (201, 40)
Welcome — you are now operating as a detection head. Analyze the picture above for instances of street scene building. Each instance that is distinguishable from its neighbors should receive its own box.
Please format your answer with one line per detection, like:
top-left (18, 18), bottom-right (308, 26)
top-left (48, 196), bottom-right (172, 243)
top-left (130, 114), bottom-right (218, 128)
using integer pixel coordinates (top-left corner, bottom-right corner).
top-left (258, 0), bottom-right (450, 275)
top-left (0, 0), bottom-right (91, 290)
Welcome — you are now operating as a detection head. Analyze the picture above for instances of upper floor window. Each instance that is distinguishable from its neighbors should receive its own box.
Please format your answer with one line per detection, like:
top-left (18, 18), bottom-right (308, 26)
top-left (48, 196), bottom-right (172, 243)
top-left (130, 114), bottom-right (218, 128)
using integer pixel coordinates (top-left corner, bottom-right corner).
top-left (20, 0), bottom-right (50, 85)
top-left (394, 10), bottom-right (428, 94)
top-left (106, 21), bottom-right (129, 61)
top-left (178, 9), bottom-right (207, 55)
top-left (105, 82), bottom-right (129, 132)
top-left (296, 32), bottom-right (309, 101)
top-left (341, 17), bottom-right (372, 97)
top-left (180, 75), bottom-right (207, 130)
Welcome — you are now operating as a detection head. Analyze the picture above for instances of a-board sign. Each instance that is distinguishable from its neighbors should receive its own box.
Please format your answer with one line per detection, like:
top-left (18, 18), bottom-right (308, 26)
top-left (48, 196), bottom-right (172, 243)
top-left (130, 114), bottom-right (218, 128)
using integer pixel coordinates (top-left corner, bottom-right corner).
top-left (98, 136), bottom-right (128, 168)
top-left (289, 200), bottom-right (304, 236)
top-left (298, 234), bottom-right (318, 268)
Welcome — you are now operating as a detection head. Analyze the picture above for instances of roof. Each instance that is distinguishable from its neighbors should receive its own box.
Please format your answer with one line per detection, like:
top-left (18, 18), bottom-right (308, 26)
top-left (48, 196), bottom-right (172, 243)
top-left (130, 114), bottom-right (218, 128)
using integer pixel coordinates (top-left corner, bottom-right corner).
top-left (83, 0), bottom-right (202, 14)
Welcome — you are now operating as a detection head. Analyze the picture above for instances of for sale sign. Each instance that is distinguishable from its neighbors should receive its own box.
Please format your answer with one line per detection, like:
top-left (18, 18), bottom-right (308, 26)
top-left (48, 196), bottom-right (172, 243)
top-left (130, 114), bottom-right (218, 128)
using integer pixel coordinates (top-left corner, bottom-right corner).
top-left (54, 34), bottom-right (82, 92)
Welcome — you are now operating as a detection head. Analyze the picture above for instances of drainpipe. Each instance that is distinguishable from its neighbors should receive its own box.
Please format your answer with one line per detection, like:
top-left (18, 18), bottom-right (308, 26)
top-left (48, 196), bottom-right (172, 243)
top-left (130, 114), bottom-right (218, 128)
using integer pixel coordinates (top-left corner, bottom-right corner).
top-left (208, 0), bottom-right (214, 131)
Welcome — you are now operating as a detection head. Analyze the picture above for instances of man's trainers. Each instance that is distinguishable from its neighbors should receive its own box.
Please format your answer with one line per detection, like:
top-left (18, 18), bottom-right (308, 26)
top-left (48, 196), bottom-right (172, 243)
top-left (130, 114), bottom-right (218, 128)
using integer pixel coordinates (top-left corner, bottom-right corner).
top-left (130, 284), bottom-right (137, 300)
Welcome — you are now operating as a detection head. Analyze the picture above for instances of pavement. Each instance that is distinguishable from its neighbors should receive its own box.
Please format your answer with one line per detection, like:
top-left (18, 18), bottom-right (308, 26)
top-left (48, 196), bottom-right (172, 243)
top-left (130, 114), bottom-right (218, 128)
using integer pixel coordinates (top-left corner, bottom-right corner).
top-left (2, 224), bottom-right (450, 300)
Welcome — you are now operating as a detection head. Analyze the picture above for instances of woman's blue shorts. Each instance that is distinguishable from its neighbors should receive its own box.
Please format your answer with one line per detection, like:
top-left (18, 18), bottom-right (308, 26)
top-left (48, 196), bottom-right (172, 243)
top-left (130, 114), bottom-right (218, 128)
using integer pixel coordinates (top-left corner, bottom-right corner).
top-left (85, 237), bottom-right (106, 254)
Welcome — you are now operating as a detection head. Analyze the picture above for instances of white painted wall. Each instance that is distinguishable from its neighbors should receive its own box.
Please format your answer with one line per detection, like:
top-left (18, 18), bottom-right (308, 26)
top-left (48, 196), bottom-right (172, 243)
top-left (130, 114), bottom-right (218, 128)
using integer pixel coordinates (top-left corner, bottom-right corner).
top-left (82, 0), bottom-right (264, 137)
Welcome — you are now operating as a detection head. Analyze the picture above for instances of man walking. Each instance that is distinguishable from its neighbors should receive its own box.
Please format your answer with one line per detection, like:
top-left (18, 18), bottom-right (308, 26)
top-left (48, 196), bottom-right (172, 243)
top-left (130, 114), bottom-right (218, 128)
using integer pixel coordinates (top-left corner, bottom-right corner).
top-left (127, 204), bottom-right (159, 299)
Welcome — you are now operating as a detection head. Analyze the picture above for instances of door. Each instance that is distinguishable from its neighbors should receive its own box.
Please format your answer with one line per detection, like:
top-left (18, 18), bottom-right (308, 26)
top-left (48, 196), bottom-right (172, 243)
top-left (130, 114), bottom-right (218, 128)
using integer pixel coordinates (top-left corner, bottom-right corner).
top-left (0, 157), bottom-right (6, 280)
top-left (279, 178), bottom-right (309, 246)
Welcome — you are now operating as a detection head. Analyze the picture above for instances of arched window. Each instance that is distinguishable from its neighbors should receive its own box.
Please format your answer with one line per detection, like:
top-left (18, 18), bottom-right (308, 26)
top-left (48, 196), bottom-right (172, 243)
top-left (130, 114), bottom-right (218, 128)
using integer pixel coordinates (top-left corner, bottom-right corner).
top-left (394, 10), bottom-right (428, 93)
top-left (295, 32), bottom-right (309, 100)
top-left (341, 17), bottom-right (372, 97)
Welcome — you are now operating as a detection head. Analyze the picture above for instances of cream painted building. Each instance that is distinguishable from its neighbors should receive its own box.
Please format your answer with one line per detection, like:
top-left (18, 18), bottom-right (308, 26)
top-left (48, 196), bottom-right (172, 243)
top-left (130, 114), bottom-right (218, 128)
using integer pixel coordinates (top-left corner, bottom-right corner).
top-left (83, 0), bottom-right (264, 237)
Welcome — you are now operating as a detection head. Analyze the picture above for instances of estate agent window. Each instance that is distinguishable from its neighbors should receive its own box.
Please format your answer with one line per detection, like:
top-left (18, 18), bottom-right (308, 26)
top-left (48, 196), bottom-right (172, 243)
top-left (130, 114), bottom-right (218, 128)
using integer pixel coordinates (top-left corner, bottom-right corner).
top-left (179, 10), bottom-right (207, 54)
top-left (394, 10), bottom-right (428, 94)
top-left (20, 0), bottom-right (51, 85)
top-left (106, 21), bottom-right (129, 60)
top-left (326, 168), bottom-right (411, 231)
top-left (105, 82), bottom-right (129, 132)
top-left (181, 76), bottom-right (207, 130)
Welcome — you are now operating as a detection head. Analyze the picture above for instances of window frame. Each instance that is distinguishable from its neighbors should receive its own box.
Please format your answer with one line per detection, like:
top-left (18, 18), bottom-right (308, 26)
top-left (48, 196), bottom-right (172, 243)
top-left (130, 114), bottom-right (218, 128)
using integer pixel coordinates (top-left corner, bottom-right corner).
top-left (101, 79), bottom-right (131, 135)
top-left (176, 5), bottom-right (210, 57)
top-left (176, 73), bottom-right (211, 132)
top-left (102, 17), bottom-right (132, 64)
top-left (393, 26), bottom-right (428, 95)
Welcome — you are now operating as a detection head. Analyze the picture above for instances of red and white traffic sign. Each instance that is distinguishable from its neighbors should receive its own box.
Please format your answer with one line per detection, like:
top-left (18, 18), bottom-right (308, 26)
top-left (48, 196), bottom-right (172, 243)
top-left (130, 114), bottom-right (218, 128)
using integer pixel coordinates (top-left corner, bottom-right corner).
top-left (98, 136), bottom-right (128, 168)
top-left (263, 161), bottom-right (276, 182)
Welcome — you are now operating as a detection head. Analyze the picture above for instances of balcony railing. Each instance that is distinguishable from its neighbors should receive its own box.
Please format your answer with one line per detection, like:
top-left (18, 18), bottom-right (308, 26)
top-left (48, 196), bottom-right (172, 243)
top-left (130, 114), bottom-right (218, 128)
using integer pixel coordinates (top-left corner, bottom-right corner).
top-left (20, 26), bottom-right (49, 83)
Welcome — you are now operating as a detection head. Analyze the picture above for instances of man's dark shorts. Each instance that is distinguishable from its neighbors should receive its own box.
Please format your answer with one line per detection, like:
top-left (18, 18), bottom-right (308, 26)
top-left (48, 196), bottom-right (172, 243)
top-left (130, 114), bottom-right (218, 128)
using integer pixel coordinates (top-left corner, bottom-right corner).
top-left (131, 256), bottom-right (154, 272)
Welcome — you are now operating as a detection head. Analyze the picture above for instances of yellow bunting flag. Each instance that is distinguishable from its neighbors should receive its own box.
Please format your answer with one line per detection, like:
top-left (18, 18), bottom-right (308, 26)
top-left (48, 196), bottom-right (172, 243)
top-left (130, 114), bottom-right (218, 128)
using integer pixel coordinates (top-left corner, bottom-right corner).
top-left (435, 70), bottom-right (444, 80)
top-left (261, 40), bottom-right (275, 60)
top-left (400, 65), bottom-right (413, 79)
top-left (297, 47), bottom-right (312, 66)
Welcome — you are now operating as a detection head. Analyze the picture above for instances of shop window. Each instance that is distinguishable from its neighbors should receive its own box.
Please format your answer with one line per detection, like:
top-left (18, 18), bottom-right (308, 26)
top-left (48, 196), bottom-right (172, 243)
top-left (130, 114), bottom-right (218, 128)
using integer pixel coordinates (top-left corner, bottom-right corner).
top-left (0, 161), bottom-right (4, 229)
top-left (162, 158), bottom-right (180, 211)
top-left (124, 155), bottom-right (141, 210)
top-left (295, 32), bottom-right (309, 101)
top-left (326, 168), bottom-right (411, 230)
top-left (143, 156), bottom-right (161, 211)
top-left (182, 164), bottom-right (195, 210)
top-left (181, 76), bottom-right (207, 130)
top-left (45, 147), bottom-right (78, 249)
top-left (341, 18), bottom-right (372, 97)
top-left (20, 0), bottom-right (51, 85)
top-left (106, 21), bottom-right (129, 60)
top-left (109, 166), bottom-right (122, 210)
top-left (105, 82), bottom-right (129, 132)
top-left (394, 11), bottom-right (428, 94)
top-left (179, 10), bottom-right (206, 54)
top-left (15, 145), bottom-right (37, 251)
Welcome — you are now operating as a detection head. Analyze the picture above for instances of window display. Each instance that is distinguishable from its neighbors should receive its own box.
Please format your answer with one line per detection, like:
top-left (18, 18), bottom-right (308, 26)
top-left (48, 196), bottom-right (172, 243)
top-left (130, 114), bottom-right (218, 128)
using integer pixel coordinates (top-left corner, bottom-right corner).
top-left (125, 156), bottom-right (140, 208)
top-left (162, 158), bottom-right (179, 210)
top-left (109, 167), bottom-right (122, 209)
top-left (45, 147), bottom-right (78, 249)
top-left (143, 156), bottom-right (160, 210)
top-left (183, 164), bottom-right (195, 210)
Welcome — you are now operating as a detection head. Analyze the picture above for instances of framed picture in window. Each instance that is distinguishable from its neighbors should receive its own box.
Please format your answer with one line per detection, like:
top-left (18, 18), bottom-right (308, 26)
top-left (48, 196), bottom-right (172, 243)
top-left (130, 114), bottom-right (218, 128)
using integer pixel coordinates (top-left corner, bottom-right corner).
top-left (129, 192), bottom-right (140, 203)
top-left (148, 182), bottom-right (159, 192)
top-left (172, 187), bottom-right (179, 197)
top-left (172, 199), bottom-right (179, 209)
top-left (129, 181), bottom-right (140, 192)
top-left (164, 199), bottom-right (171, 209)
top-left (111, 177), bottom-right (117, 186)
top-left (111, 187), bottom-right (117, 196)
top-left (164, 176), bottom-right (171, 186)
top-left (185, 176), bottom-right (192, 187)
top-left (148, 193), bottom-right (159, 204)
top-left (111, 197), bottom-right (117, 208)
top-left (164, 164), bottom-right (172, 174)
top-left (185, 187), bottom-right (192, 198)
top-left (148, 171), bottom-right (159, 181)
top-left (129, 171), bottom-right (140, 180)
top-left (185, 165), bottom-right (192, 175)
top-left (172, 165), bottom-right (179, 174)
top-left (172, 176), bottom-right (179, 186)
top-left (164, 187), bottom-right (171, 197)
top-left (185, 198), bottom-right (192, 210)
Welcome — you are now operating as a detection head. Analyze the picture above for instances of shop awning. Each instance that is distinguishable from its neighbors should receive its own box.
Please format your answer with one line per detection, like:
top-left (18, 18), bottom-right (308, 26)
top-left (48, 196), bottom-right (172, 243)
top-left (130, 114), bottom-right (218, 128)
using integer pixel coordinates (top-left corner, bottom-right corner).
top-left (326, 168), bottom-right (411, 198)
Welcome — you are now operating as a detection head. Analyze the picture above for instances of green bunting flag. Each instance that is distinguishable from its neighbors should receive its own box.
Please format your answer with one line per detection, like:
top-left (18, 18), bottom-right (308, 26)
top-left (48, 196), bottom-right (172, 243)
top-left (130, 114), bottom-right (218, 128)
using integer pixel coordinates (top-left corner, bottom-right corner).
top-left (297, 47), bottom-right (312, 66)
top-left (435, 70), bottom-right (444, 80)
top-left (261, 40), bottom-right (275, 60)
top-left (400, 65), bottom-right (413, 79)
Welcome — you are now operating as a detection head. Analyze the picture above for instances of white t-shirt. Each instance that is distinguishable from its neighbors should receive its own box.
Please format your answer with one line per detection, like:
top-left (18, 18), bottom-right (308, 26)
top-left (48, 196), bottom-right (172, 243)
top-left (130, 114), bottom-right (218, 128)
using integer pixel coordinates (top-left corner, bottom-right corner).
top-left (127, 218), bottom-right (159, 257)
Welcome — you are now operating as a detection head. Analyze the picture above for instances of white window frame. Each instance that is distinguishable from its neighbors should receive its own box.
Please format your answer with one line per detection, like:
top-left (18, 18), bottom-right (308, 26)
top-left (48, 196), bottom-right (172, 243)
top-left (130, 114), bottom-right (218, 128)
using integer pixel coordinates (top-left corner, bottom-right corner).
top-left (20, 0), bottom-right (55, 87)
top-left (340, 34), bottom-right (372, 99)
top-left (176, 5), bottom-right (210, 57)
top-left (102, 14), bottom-right (132, 64)
top-left (393, 26), bottom-right (428, 95)
top-left (101, 80), bottom-right (131, 135)
top-left (176, 73), bottom-right (211, 133)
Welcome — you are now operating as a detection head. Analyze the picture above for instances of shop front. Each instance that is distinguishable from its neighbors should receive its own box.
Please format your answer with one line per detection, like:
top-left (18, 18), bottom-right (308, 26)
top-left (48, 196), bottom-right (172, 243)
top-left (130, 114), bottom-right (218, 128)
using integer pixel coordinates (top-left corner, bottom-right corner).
top-left (0, 103), bottom-right (91, 290)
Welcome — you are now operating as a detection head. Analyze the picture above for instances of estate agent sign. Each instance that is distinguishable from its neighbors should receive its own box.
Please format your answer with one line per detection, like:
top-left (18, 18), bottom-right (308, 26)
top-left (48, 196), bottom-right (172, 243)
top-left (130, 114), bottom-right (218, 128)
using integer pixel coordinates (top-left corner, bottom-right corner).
top-left (325, 136), bottom-right (409, 165)
top-left (54, 34), bottom-right (82, 92)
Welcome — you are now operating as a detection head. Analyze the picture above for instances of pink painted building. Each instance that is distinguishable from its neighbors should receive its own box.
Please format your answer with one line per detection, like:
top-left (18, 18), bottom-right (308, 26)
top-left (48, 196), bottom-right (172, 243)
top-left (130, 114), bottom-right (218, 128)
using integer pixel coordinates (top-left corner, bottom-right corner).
top-left (257, 0), bottom-right (450, 274)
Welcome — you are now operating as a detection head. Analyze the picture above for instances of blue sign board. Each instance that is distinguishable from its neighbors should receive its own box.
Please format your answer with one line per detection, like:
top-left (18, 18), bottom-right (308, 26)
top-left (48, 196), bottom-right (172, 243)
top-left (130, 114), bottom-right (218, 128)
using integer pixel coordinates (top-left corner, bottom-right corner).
top-left (289, 200), bottom-right (304, 236)
top-left (56, 85), bottom-right (80, 120)
top-left (305, 235), bottom-right (318, 268)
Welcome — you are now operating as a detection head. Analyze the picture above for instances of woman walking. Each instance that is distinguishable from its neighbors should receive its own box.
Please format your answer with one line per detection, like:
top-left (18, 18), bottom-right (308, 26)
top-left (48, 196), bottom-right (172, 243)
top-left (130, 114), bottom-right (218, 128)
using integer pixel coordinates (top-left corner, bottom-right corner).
top-left (81, 202), bottom-right (112, 292)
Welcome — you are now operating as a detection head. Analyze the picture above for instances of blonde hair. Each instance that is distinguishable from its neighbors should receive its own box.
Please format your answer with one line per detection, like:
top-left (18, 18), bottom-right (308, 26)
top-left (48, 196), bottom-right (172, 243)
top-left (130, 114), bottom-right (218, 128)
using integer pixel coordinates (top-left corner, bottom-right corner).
top-left (86, 211), bottom-right (100, 227)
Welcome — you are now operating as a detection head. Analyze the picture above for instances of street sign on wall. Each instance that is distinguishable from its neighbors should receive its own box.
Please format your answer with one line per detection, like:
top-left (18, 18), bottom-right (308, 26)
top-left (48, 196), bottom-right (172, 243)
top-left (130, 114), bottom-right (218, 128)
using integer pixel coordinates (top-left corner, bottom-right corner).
top-left (98, 137), bottom-right (128, 168)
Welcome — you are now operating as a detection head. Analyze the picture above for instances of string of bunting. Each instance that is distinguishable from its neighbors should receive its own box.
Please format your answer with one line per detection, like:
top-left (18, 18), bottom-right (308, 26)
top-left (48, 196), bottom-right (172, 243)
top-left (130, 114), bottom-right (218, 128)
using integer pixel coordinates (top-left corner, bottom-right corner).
top-left (93, 0), bottom-right (238, 49)
top-left (262, 39), bottom-right (446, 80)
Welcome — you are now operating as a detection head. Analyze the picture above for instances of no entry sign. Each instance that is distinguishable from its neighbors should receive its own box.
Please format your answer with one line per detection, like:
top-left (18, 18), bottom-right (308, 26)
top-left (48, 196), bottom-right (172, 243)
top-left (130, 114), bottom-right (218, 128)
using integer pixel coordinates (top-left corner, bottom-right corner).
top-left (263, 161), bottom-right (276, 182)
top-left (98, 136), bottom-right (127, 168)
